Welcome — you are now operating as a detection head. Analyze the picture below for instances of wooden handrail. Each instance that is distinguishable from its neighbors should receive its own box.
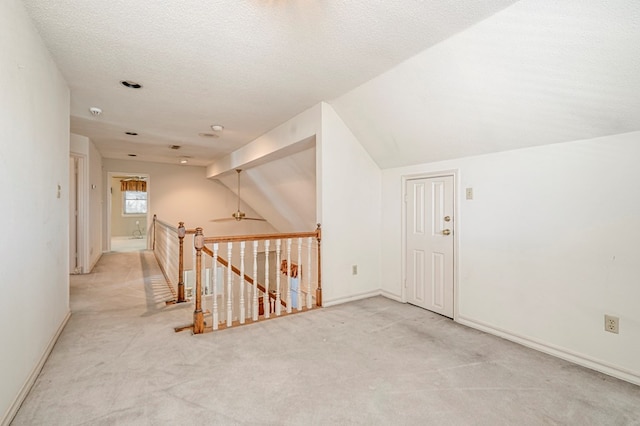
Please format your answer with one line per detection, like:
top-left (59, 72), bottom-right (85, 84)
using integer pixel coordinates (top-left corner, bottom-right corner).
top-left (203, 228), bottom-right (320, 244)
top-left (201, 246), bottom-right (285, 307)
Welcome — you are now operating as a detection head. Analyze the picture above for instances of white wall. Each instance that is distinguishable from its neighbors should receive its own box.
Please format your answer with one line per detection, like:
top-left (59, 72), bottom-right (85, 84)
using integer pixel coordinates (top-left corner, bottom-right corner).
top-left (320, 103), bottom-right (382, 305)
top-left (381, 131), bottom-right (640, 384)
top-left (0, 0), bottom-right (70, 422)
top-left (205, 102), bottom-right (382, 305)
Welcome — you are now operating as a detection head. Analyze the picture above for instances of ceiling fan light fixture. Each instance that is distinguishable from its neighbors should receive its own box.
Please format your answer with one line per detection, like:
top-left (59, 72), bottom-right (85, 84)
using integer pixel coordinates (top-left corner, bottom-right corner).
top-left (210, 169), bottom-right (266, 223)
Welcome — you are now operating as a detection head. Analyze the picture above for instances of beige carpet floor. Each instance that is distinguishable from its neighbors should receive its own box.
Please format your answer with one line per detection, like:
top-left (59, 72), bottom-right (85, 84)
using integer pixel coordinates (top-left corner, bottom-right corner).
top-left (11, 250), bottom-right (640, 425)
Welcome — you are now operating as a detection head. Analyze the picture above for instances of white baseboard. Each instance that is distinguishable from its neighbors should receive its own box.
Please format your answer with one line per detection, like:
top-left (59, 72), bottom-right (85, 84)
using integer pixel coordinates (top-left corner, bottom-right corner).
top-left (457, 315), bottom-right (640, 387)
top-left (380, 290), bottom-right (403, 302)
top-left (323, 290), bottom-right (382, 307)
top-left (88, 252), bottom-right (102, 273)
top-left (1, 310), bottom-right (71, 426)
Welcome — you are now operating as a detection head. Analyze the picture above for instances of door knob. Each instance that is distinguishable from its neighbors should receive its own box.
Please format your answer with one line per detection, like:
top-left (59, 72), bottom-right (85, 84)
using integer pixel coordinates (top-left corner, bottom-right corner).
top-left (442, 229), bottom-right (451, 236)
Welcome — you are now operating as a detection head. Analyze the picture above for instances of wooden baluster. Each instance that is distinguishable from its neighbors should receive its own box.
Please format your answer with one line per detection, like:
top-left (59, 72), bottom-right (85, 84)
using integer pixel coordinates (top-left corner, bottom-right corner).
top-left (306, 236), bottom-right (312, 309)
top-left (239, 241), bottom-right (246, 324)
top-left (286, 239), bottom-right (292, 314)
top-left (177, 222), bottom-right (186, 303)
top-left (212, 243), bottom-right (219, 330)
top-left (203, 244), bottom-right (208, 296)
top-left (152, 214), bottom-right (156, 250)
top-left (226, 242), bottom-right (233, 327)
top-left (193, 228), bottom-right (204, 334)
top-left (275, 239), bottom-right (281, 316)
top-left (263, 240), bottom-right (270, 319)
top-left (191, 238), bottom-right (196, 300)
top-left (252, 240), bottom-right (259, 321)
top-left (297, 237), bottom-right (302, 311)
top-left (165, 226), bottom-right (170, 283)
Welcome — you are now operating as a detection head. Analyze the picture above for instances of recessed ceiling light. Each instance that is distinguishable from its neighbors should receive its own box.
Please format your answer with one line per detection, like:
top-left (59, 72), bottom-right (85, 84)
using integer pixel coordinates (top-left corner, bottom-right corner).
top-left (210, 124), bottom-right (224, 132)
top-left (127, 154), bottom-right (137, 157)
top-left (120, 80), bottom-right (143, 89)
top-left (125, 132), bottom-right (138, 136)
top-left (198, 132), bottom-right (219, 138)
top-left (180, 159), bottom-right (188, 164)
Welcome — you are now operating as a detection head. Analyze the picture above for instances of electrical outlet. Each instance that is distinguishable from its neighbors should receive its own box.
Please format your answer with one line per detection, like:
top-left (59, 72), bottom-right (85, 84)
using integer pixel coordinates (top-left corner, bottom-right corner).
top-left (352, 265), bottom-right (358, 275)
top-left (604, 315), bottom-right (619, 334)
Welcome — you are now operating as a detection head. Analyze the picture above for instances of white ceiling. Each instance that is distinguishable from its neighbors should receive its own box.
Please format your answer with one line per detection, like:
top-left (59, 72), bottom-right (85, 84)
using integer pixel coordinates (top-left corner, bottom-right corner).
top-left (22, 0), bottom-right (518, 167)
top-left (330, 0), bottom-right (640, 168)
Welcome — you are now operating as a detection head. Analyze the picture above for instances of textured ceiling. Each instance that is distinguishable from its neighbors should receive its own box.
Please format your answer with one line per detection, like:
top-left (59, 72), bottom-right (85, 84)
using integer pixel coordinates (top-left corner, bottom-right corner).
top-left (22, 0), bottom-right (518, 166)
top-left (331, 0), bottom-right (640, 168)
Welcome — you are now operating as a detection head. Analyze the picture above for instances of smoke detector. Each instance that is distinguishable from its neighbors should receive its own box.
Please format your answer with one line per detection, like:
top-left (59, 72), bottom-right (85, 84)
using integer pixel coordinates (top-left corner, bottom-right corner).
top-left (210, 124), bottom-right (224, 132)
top-left (89, 107), bottom-right (102, 116)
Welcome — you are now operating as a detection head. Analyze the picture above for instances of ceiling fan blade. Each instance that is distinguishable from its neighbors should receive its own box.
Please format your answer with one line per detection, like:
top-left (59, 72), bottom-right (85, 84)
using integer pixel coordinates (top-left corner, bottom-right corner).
top-left (242, 217), bottom-right (267, 222)
top-left (210, 218), bottom-right (236, 222)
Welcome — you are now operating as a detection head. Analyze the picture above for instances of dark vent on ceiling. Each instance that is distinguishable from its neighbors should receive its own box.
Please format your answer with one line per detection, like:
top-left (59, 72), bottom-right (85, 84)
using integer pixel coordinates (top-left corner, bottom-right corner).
top-left (120, 80), bottom-right (143, 89)
top-left (170, 145), bottom-right (181, 150)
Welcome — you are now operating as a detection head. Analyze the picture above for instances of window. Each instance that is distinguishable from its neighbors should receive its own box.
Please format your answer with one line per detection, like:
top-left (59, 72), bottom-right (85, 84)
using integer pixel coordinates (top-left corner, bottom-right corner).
top-left (123, 191), bottom-right (147, 215)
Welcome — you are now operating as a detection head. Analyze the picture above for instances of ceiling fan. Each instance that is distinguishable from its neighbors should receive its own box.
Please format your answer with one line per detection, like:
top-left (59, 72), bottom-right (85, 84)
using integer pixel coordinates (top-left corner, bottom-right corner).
top-left (211, 169), bottom-right (266, 222)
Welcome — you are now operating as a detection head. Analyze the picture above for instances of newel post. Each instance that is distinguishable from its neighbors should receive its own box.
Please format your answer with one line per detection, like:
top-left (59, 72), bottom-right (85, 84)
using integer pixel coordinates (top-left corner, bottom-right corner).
top-left (177, 222), bottom-right (186, 303)
top-left (193, 227), bottom-right (205, 334)
top-left (315, 223), bottom-right (322, 307)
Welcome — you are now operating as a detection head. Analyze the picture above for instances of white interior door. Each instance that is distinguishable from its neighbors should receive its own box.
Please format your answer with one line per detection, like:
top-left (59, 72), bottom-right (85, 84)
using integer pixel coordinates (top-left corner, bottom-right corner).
top-left (405, 175), bottom-right (454, 318)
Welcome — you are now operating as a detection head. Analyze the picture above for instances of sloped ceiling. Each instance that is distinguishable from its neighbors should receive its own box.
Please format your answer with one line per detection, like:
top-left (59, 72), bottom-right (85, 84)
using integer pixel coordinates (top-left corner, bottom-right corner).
top-left (330, 0), bottom-right (640, 169)
top-left (215, 147), bottom-right (316, 233)
top-left (21, 0), bottom-right (518, 166)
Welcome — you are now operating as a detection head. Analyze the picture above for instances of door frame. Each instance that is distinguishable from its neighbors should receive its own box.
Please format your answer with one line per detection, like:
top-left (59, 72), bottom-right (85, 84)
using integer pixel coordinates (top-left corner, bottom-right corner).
top-left (401, 169), bottom-right (459, 320)
top-left (69, 153), bottom-right (88, 273)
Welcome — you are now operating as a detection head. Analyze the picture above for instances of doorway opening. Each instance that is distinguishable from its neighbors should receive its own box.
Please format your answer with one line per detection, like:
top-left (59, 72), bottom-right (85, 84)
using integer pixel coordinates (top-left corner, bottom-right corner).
top-left (107, 172), bottom-right (150, 252)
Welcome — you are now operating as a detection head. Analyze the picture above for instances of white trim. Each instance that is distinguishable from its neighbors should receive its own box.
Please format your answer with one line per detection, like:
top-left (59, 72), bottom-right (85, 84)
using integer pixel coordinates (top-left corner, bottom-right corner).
top-left (1, 310), bottom-right (71, 426)
top-left (70, 153), bottom-right (89, 273)
top-left (323, 290), bottom-right (382, 307)
top-left (400, 169), bottom-right (459, 320)
top-left (458, 315), bottom-right (640, 386)
top-left (380, 290), bottom-right (403, 302)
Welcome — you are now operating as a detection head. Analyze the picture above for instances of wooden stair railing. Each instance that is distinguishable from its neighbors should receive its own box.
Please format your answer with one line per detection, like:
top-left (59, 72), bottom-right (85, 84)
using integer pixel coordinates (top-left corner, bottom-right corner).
top-left (179, 224), bottom-right (321, 334)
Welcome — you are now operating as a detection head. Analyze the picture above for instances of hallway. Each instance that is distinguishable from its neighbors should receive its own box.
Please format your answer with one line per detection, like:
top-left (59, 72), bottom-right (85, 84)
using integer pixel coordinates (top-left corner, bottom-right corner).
top-left (12, 251), bottom-right (640, 425)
